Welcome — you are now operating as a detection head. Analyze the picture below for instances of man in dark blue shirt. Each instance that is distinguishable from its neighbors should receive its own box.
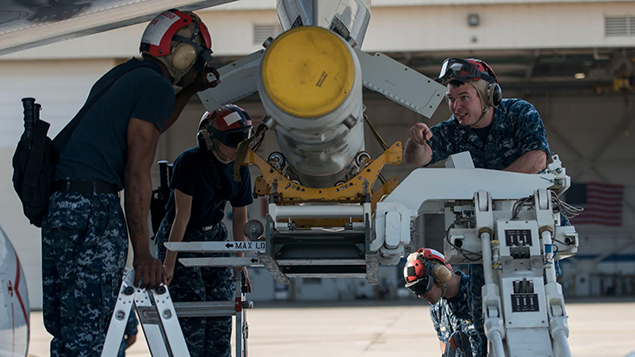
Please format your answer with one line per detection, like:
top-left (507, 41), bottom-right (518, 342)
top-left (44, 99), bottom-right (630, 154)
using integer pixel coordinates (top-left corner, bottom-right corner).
top-left (41, 10), bottom-right (221, 356)
top-left (155, 105), bottom-right (254, 357)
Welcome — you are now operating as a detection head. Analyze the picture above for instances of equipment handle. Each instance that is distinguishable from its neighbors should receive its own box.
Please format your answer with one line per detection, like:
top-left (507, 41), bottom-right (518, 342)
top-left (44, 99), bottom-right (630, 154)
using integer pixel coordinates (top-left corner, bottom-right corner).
top-left (21, 97), bottom-right (36, 141)
top-left (158, 160), bottom-right (169, 188)
top-left (167, 163), bottom-right (174, 186)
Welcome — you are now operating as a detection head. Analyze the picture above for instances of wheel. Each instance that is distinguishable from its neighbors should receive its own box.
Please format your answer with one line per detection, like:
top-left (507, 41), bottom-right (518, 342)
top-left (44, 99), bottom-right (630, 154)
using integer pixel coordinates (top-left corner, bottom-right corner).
top-left (267, 152), bottom-right (286, 170)
top-left (244, 219), bottom-right (264, 241)
top-left (355, 151), bottom-right (372, 167)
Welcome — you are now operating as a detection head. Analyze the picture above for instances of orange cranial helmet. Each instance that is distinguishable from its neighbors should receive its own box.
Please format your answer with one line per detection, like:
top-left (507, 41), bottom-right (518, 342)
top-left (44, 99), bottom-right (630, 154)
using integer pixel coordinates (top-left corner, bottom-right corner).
top-left (197, 104), bottom-right (253, 151)
top-left (403, 248), bottom-right (453, 296)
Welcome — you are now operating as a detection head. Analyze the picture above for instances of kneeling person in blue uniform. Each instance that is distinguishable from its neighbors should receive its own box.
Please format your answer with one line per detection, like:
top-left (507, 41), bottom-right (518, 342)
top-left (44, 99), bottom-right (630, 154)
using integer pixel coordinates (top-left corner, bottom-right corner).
top-left (118, 311), bottom-right (138, 357)
top-left (155, 104), bottom-right (254, 357)
top-left (403, 248), bottom-right (486, 357)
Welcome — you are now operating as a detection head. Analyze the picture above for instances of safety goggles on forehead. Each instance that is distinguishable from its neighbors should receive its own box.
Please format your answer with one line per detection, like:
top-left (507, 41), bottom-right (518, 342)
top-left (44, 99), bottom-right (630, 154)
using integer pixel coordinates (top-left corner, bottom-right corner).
top-left (436, 57), bottom-right (497, 85)
top-left (405, 275), bottom-right (434, 296)
top-left (212, 127), bottom-right (253, 148)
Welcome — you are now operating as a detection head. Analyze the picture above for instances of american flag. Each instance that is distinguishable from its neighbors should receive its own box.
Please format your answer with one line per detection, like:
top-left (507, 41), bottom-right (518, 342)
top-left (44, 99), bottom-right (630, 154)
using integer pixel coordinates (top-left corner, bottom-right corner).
top-left (565, 182), bottom-right (624, 226)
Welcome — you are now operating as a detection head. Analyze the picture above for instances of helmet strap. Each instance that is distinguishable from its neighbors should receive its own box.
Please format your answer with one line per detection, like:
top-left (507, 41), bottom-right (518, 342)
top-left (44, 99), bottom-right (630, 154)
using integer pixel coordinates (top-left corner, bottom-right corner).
top-left (155, 55), bottom-right (190, 86)
top-left (469, 107), bottom-right (490, 128)
top-left (211, 139), bottom-right (233, 165)
top-left (465, 80), bottom-right (492, 128)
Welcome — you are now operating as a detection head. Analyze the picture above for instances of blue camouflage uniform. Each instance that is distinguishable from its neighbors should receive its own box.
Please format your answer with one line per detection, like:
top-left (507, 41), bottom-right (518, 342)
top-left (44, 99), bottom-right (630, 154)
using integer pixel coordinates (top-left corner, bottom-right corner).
top-left (42, 58), bottom-right (174, 356)
top-left (425, 98), bottom-right (550, 357)
top-left (430, 271), bottom-right (487, 357)
top-left (118, 311), bottom-right (138, 357)
top-left (426, 98), bottom-right (550, 170)
top-left (155, 147), bottom-right (253, 357)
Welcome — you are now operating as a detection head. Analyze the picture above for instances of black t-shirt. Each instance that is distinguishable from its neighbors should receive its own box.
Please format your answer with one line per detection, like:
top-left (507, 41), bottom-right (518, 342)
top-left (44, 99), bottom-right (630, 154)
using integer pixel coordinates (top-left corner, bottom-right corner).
top-left (55, 58), bottom-right (175, 189)
top-left (165, 147), bottom-right (253, 229)
top-left (471, 124), bottom-right (491, 144)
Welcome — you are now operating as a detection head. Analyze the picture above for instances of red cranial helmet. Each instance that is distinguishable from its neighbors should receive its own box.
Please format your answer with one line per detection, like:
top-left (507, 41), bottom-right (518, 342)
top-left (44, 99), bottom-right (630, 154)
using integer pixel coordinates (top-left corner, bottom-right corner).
top-left (197, 104), bottom-right (253, 151)
top-left (437, 57), bottom-right (502, 108)
top-left (436, 57), bottom-right (498, 84)
top-left (403, 248), bottom-right (453, 296)
top-left (140, 10), bottom-right (213, 84)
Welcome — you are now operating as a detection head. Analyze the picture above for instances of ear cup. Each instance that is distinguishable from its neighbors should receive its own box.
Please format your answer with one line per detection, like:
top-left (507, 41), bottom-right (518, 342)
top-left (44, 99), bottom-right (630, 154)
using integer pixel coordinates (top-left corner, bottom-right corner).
top-left (171, 43), bottom-right (197, 70)
top-left (197, 128), bottom-right (212, 151)
top-left (488, 83), bottom-right (502, 107)
top-left (431, 263), bottom-right (453, 284)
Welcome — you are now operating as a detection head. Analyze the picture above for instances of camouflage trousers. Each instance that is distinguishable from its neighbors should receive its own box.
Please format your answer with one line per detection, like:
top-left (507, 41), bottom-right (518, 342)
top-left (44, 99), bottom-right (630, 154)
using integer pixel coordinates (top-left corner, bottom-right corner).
top-left (42, 191), bottom-right (127, 357)
top-left (156, 218), bottom-right (235, 357)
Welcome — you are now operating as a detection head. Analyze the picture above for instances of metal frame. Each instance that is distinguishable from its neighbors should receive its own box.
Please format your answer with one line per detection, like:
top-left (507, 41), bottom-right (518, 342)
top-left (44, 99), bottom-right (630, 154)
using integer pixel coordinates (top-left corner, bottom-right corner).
top-left (102, 268), bottom-right (252, 357)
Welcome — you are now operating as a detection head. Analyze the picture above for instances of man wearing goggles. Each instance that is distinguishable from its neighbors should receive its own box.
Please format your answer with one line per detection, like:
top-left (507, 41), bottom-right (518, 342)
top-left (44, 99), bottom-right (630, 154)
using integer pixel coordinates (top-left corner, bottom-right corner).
top-left (404, 57), bottom-right (550, 174)
top-left (404, 248), bottom-right (483, 357)
top-left (154, 104), bottom-right (254, 357)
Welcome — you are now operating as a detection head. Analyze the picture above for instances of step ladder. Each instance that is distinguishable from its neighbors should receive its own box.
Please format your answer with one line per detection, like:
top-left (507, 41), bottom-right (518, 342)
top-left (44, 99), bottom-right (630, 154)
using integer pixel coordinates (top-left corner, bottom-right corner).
top-left (101, 268), bottom-right (252, 357)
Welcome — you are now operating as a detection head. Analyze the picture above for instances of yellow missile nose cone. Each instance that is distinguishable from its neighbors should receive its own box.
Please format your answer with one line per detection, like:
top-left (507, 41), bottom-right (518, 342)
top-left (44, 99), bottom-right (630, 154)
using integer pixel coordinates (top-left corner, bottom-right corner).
top-left (261, 26), bottom-right (355, 118)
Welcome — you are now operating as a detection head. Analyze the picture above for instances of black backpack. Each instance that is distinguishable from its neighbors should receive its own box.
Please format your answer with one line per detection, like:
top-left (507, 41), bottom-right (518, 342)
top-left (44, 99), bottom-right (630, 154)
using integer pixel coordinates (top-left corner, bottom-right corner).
top-left (12, 98), bottom-right (55, 227)
top-left (12, 61), bottom-right (154, 227)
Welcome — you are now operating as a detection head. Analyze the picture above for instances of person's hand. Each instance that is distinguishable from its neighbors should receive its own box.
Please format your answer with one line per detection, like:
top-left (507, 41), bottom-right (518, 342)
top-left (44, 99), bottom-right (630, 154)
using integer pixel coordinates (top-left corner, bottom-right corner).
top-left (408, 122), bottom-right (433, 146)
top-left (133, 250), bottom-right (166, 289)
top-left (233, 266), bottom-right (252, 293)
top-left (183, 66), bottom-right (221, 94)
top-left (125, 334), bottom-right (137, 349)
top-left (163, 261), bottom-right (175, 286)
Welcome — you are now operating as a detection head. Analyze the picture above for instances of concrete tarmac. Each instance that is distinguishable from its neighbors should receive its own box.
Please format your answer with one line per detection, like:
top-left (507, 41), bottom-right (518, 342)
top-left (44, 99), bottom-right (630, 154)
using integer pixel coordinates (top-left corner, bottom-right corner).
top-left (28, 299), bottom-right (635, 357)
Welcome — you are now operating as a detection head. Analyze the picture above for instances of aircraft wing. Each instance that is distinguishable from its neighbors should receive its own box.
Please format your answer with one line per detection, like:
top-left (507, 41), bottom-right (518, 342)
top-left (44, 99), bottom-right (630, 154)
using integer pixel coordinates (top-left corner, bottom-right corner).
top-left (0, 226), bottom-right (29, 356)
top-left (0, 0), bottom-right (237, 56)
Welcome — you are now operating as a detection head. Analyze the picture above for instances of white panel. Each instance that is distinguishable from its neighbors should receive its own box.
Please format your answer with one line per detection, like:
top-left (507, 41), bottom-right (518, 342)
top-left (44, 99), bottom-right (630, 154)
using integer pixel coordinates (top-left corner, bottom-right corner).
top-left (0, 61), bottom-right (111, 310)
top-left (371, 0), bottom-right (634, 5)
top-left (356, 49), bottom-right (446, 118)
top-left (384, 211), bottom-right (401, 249)
top-left (361, 3), bottom-right (635, 52)
top-left (208, 0), bottom-right (635, 9)
top-left (2, 2), bottom-right (634, 60)
top-left (0, 0), bottom-right (237, 55)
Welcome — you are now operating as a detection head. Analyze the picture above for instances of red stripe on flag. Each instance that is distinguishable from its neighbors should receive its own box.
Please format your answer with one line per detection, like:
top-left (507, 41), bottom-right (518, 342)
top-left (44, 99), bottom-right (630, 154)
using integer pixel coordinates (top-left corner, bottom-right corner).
top-left (570, 182), bottom-right (624, 226)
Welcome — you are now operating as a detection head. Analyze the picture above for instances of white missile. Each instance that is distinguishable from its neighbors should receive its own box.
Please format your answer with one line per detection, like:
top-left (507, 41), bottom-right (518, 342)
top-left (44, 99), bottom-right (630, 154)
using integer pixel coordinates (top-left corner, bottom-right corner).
top-left (257, 25), bottom-right (365, 187)
top-left (198, 0), bottom-right (446, 188)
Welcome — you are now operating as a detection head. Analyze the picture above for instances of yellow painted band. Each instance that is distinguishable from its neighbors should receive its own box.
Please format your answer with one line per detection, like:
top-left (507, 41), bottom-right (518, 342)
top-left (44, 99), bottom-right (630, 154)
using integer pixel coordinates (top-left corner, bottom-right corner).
top-left (261, 26), bottom-right (355, 118)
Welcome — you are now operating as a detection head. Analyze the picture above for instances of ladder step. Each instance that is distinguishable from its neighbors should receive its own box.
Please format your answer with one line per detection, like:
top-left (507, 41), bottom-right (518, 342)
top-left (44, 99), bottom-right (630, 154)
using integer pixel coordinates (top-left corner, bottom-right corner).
top-left (286, 273), bottom-right (367, 278)
top-left (179, 257), bottom-right (263, 267)
top-left (276, 259), bottom-right (366, 266)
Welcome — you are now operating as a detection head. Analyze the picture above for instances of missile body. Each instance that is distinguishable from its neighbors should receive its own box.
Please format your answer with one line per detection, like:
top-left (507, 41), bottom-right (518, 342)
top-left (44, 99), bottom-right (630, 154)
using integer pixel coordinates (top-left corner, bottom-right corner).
top-left (258, 26), bottom-right (364, 188)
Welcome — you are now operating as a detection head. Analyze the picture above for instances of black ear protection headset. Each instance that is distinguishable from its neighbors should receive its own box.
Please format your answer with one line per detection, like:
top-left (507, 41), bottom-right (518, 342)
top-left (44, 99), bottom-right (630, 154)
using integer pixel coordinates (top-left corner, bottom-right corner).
top-left (476, 59), bottom-right (502, 108)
